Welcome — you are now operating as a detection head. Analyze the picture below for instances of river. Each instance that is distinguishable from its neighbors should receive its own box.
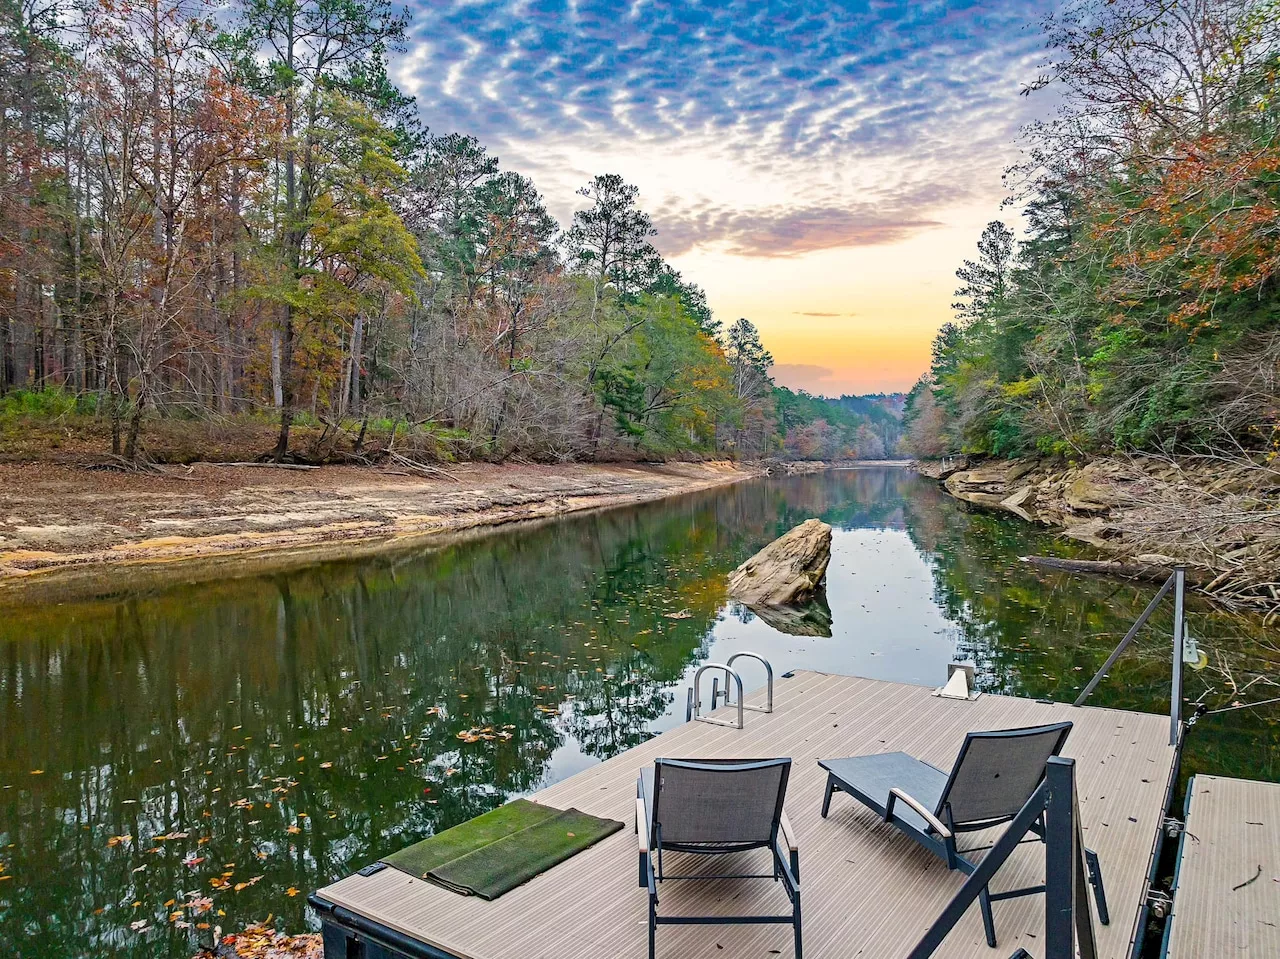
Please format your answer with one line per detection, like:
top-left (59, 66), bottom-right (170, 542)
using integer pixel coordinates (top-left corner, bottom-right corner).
top-left (1, 468), bottom-right (1276, 957)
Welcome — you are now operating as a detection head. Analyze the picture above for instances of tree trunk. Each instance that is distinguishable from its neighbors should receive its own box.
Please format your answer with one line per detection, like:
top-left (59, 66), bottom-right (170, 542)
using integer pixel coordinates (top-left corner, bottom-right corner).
top-left (124, 387), bottom-right (146, 461)
top-left (348, 311), bottom-right (364, 416)
top-left (0, 316), bottom-right (11, 394)
top-left (272, 314), bottom-right (294, 460)
top-left (271, 327), bottom-right (284, 407)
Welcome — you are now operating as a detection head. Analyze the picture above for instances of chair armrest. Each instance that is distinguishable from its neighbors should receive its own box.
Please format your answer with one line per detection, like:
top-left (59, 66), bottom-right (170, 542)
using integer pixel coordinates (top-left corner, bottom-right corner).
top-left (779, 809), bottom-right (798, 852)
top-left (636, 798), bottom-right (649, 853)
top-left (887, 787), bottom-right (952, 838)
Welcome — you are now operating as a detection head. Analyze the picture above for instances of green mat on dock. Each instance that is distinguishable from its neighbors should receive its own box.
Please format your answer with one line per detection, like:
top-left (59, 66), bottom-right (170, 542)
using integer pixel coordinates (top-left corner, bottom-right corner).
top-left (381, 798), bottom-right (624, 900)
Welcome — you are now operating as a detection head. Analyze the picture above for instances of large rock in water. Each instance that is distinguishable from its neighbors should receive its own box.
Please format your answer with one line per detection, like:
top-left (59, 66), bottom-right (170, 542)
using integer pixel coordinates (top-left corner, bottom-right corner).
top-left (727, 519), bottom-right (832, 607)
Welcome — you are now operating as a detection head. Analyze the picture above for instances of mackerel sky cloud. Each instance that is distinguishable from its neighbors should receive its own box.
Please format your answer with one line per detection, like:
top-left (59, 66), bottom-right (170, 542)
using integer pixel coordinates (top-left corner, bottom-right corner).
top-left (393, 0), bottom-right (1056, 394)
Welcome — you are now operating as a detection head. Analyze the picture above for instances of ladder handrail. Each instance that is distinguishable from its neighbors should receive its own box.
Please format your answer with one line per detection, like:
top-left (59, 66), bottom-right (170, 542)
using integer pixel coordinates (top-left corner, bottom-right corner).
top-left (723, 652), bottom-right (774, 714)
top-left (691, 663), bottom-right (744, 729)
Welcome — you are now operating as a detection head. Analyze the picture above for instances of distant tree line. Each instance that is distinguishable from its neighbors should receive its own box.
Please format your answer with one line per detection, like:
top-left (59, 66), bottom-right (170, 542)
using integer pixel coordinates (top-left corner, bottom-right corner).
top-left (905, 0), bottom-right (1280, 462)
top-left (775, 388), bottom-right (905, 460)
top-left (0, 0), bottom-right (819, 463)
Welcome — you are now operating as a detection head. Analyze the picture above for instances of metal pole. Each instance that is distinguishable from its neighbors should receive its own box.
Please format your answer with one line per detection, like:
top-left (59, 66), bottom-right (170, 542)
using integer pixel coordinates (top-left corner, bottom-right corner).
top-left (1044, 757), bottom-right (1075, 959)
top-left (1074, 573), bottom-right (1174, 706)
top-left (1170, 568), bottom-right (1186, 746)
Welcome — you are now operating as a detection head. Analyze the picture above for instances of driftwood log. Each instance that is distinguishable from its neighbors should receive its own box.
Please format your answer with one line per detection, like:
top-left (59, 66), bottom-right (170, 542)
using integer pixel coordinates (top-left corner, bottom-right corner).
top-left (1020, 555), bottom-right (1204, 585)
top-left (209, 461), bottom-right (322, 471)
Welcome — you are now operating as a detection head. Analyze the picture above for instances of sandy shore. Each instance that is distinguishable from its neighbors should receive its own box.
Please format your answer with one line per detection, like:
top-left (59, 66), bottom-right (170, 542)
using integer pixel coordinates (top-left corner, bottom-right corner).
top-left (0, 460), bottom-right (756, 603)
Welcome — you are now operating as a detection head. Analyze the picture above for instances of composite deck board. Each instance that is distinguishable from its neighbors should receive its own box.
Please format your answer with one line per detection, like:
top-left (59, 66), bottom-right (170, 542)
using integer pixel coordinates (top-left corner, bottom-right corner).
top-left (1164, 774), bottom-right (1280, 959)
top-left (317, 671), bottom-right (1177, 959)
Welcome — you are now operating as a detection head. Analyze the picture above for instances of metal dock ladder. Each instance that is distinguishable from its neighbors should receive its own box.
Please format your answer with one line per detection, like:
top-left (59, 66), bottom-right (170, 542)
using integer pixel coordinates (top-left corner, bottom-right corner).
top-left (685, 652), bottom-right (774, 729)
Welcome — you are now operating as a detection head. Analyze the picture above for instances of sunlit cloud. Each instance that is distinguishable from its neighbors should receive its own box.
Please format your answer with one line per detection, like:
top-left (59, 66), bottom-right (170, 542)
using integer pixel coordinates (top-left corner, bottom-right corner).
top-left (392, 0), bottom-right (1057, 392)
top-left (654, 201), bottom-right (944, 258)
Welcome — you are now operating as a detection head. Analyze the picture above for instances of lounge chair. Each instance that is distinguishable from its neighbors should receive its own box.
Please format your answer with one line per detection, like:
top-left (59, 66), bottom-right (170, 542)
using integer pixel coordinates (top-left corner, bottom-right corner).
top-left (636, 757), bottom-right (801, 959)
top-left (819, 722), bottom-right (1108, 948)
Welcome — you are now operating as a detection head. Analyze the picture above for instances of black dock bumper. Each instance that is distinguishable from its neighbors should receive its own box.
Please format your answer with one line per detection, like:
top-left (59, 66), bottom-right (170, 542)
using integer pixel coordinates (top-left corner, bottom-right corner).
top-left (308, 894), bottom-right (463, 959)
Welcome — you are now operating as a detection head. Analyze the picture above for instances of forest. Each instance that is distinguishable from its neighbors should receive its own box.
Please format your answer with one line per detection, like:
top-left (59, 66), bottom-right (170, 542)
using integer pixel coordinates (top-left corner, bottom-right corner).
top-left (904, 0), bottom-right (1280, 464)
top-left (775, 388), bottom-right (903, 460)
top-left (0, 0), bottom-right (893, 465)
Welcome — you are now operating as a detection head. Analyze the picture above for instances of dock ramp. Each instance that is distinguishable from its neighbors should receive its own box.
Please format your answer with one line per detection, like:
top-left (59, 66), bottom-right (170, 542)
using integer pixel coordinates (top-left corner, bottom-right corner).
top-left (1163, 774), bottom-right (1280, 958)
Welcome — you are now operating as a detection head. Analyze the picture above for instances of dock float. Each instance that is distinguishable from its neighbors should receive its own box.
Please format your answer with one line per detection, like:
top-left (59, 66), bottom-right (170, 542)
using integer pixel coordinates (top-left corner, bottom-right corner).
top-left (312, 670), bottom-right (1178, 959)
top-left (1163, 774), bottom-right (1280, 958)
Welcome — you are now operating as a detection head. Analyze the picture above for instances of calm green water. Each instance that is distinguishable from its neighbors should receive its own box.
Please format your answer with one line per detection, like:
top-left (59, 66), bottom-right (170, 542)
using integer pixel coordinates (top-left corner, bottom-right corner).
top-left (1, 469), bottom-right (1276, 957)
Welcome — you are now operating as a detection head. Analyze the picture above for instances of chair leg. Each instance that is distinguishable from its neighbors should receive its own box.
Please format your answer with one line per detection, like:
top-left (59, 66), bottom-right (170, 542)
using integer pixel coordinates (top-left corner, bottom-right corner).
top-left (979, 885), bottom-right (997, 948)
top-left (793, 894), bottom-right (803, 959)
top-left (1085, 848), bottom-right (1110, 925)
top-left (821, 775), bottom-right (836, 818)
top-left (648, 898), bottom-right (657, 959)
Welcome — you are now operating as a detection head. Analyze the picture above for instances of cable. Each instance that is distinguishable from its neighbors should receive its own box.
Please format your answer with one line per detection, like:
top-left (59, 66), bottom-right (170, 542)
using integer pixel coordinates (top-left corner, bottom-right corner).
top-left (1202, 695), bottom-right (1280, 716)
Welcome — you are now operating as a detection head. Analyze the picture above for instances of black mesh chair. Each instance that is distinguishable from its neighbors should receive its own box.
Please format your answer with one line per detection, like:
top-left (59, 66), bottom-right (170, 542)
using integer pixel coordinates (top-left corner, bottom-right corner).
top-left (819, 722), bottom-right (1108, 948)
top-left (636, 757), bottom-right (801, 959)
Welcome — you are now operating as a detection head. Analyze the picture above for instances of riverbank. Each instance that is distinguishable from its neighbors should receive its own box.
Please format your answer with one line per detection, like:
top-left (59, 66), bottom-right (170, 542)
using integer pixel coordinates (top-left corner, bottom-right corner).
top-left (0, 460), bottom-right (756, 602)
top-left (921, 455), bottom-right (1280, 613)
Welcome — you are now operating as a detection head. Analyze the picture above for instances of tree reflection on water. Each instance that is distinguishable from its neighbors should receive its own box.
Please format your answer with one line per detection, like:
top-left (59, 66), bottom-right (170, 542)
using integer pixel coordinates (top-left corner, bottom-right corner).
top-left (1, 469), bottom-right (1275, 958)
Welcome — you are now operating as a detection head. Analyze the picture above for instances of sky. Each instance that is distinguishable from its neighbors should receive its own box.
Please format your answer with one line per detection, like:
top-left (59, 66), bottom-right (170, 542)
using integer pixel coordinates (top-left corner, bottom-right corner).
top-left (391, 0), bottom-right (1057, 396)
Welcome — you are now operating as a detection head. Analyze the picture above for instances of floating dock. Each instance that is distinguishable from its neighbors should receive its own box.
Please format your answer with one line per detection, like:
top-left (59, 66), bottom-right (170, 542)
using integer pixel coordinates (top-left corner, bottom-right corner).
top-left (313, 670), bottom-right (1179, 959)
top-left (1163, 774), bottom-right (1280, 959)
